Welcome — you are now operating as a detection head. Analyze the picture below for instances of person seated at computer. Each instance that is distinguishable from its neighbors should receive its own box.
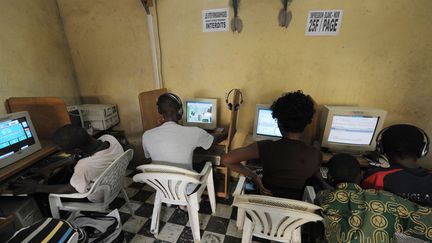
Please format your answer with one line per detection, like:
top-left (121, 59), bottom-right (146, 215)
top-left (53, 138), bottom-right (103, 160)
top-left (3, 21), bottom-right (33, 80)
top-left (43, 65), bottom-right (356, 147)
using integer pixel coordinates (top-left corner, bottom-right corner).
top-left (361, 124), bottom-right (432, 207)
top-left (142, 92), bottom-right (214, 172)
top-left (221, 90), bottom-right (322, 199)
top-left (318, 153), bottom-right (432, 242)
top-left (11, 124), bottom-right (124, 202)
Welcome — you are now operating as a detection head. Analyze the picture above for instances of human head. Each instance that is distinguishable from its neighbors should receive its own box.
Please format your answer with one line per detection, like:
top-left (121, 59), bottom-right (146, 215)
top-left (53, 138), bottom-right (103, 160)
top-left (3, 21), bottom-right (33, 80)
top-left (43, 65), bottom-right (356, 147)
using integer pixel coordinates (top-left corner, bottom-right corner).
top-left (271, 90), bottom-right (315, 134)
top-left (327, 153), bottom-right (361, 184)
top-left (157, 93), bottom-right (183, 122)
top-left (52, 124), bottom-right (91, 151)
top-left (381, 124), bottom-right (427, 161)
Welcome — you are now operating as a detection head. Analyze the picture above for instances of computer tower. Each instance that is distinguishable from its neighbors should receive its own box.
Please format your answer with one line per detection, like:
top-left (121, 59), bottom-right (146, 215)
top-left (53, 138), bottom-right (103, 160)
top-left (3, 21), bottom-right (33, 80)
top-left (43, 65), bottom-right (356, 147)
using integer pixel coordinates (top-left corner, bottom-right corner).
top-left (0, 197), bottom-right (43, 229)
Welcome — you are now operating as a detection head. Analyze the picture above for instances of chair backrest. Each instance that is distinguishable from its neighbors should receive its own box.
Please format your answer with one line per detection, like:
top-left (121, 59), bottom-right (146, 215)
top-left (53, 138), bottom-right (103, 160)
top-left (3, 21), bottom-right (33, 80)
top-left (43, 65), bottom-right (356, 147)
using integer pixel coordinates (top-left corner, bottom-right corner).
top-left (138, 88), bottom-right (167, 132)
top-left (133, 163), bottom-right (202, 204)
top-left (233, 194), bottom-right (323, 241)
top-left (89, 149), bottom-right (134, 203)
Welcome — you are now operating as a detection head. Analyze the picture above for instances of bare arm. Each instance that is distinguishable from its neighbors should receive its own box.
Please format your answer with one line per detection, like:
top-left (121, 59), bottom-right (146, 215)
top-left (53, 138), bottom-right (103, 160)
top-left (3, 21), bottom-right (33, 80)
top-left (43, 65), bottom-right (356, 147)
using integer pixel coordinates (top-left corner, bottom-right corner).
top-left (30, 157), bottom-right (77, 179)
top-left (222, 143), bottom-right (272, 195)
top-left (11, 181), bottom-right (77, 195)
top-left (221, 143), bottom-right (259, 178)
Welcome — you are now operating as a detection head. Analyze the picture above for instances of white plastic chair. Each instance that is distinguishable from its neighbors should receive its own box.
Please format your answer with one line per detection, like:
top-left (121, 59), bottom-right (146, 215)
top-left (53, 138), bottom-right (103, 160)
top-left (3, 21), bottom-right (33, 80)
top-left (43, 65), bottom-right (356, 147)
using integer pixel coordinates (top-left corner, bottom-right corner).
top-left (233, 176), bottom-right (323, 243)
top-left (133, 162), bottom-right (216, 242)
top-left (49, 149), bottom-right (134, 219)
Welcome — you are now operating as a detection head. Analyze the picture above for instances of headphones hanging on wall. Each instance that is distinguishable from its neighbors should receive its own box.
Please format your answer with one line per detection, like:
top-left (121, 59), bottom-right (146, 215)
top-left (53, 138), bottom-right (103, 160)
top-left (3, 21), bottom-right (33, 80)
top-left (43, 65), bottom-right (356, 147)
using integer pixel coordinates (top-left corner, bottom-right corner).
top-left (376, 124), bottom-right (430, 158)
top-left (157, 93), bottom-right (183, 118)
top-left (225, 89), bottom-right (244, 111)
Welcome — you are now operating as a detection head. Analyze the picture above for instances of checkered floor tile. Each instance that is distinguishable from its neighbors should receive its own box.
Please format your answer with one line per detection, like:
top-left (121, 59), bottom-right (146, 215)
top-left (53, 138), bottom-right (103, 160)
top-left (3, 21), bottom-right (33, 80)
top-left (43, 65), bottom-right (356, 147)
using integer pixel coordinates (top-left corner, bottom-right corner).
top-left (103, 169), bottom-right (271, 243)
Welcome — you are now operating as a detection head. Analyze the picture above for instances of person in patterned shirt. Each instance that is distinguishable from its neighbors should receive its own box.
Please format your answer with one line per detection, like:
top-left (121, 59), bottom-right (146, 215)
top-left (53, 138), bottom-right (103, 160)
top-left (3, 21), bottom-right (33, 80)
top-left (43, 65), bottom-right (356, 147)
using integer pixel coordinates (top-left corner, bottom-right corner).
top-left (317, 153), bottom-right (432, 242)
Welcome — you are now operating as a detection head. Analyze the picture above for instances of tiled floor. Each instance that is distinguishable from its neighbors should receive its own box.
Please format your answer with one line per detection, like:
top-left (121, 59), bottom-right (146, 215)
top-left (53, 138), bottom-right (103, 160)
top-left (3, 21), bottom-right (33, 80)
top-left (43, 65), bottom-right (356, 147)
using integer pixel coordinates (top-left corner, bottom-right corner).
top-left (108, 169), bottom-right (267, 243)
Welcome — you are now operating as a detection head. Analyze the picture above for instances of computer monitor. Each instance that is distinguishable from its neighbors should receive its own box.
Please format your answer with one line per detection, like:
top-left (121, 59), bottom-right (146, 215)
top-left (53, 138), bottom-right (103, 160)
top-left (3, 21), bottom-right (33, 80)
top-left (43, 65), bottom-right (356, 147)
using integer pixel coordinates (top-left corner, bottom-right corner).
top-left (183, 98), bottom-right (217, 130)
top-left (253, 104), bottom-right (282, 141)
top-left (0, 111), bottom-right (42, 169)
top-left (319, 105), bottom-right (387, 153)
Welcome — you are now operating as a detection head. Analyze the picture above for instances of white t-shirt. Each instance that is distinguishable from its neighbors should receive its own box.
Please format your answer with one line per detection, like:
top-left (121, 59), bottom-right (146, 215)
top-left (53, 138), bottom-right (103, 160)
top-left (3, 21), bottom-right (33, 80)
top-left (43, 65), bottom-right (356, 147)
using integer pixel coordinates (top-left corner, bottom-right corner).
top-left (142, 121), bottom-right (214, 171)
top-left (70, 135), bottom-right (124, 202)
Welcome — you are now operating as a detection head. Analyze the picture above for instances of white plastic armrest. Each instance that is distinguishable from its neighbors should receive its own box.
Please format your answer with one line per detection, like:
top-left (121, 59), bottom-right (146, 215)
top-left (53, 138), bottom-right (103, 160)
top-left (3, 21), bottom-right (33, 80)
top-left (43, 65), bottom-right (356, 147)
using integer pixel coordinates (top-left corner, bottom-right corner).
top-left (49, 191), bottom-right (90, 199)
top-left (303, 186), bottom-right (316, 203)
top-left (196, 162), bottom-right (211, 184)
top-left (233, 176), bottom-right (246, 196)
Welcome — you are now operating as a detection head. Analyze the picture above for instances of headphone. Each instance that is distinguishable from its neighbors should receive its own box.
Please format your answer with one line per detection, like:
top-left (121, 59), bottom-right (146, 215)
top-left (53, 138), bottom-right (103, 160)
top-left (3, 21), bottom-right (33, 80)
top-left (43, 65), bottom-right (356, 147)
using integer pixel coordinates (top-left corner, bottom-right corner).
top-left (157, 93), bottom-right (183, 118)
top-left (376, 124), bottom-right (430, 158)
top-left (225, 89), bottom-right (244, 111)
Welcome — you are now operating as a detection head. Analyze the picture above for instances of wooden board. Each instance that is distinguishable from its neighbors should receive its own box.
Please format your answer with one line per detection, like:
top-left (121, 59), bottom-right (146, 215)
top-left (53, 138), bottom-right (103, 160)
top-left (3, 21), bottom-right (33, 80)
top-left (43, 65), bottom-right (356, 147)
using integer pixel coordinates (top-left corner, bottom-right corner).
top-left (138, 88), bottom-right (167, 132)
top-left (5, 97), bottom-right (71, 140)
top-left (226, 89), bottom-right (241, 152)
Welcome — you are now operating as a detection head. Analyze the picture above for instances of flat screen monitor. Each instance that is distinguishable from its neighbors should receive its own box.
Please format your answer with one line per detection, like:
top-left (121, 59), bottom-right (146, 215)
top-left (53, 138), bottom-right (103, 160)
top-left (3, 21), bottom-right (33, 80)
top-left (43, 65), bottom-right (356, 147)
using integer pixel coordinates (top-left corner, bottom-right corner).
top-left (183, 98), bottom-right (217, 130)
top-left (253, 104), bottom-right (282, 141)
top-left (0, 111), bottom-right (42, 169)
top-left (319, 105), bottom-right (387, 153)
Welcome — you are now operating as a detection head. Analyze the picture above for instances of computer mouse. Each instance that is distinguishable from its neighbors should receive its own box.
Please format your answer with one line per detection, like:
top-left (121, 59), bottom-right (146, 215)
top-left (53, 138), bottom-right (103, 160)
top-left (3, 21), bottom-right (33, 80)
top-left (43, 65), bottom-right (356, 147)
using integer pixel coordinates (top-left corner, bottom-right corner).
top-left (363, 152), bottom-right (390, 168)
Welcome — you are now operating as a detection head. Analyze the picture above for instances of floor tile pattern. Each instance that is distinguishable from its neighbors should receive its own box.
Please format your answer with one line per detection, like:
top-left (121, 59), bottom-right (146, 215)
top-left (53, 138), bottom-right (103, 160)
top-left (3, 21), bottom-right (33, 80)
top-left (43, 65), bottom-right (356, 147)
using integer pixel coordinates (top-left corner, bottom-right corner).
top-left (104, 169), bottom-right (271, 243)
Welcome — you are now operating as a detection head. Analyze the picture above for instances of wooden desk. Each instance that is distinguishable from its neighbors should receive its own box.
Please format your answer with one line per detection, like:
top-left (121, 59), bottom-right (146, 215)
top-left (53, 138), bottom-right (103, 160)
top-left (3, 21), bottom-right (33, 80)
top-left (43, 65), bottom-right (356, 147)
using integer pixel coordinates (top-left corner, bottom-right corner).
top-left (236, 132), bottom-right (369, 167)
top-left (0, 141), bottom-right (57, 183)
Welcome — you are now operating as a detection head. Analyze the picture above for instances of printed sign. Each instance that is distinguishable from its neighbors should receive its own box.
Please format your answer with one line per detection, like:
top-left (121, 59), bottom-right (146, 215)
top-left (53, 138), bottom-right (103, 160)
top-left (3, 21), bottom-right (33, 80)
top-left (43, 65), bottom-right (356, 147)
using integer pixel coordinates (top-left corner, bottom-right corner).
top-left (305, 10), bottom-right (343, 36)
top-left (202, 8), bottom-right (229, 32)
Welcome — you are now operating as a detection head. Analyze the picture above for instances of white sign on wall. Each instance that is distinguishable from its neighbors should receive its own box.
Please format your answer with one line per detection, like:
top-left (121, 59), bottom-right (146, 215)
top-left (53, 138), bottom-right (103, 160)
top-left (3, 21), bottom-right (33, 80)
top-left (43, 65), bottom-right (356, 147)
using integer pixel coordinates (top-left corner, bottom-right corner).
top-left (202, 8), bottom-right (229, 32)
top-left (305, 10), bottom-right (343, 36)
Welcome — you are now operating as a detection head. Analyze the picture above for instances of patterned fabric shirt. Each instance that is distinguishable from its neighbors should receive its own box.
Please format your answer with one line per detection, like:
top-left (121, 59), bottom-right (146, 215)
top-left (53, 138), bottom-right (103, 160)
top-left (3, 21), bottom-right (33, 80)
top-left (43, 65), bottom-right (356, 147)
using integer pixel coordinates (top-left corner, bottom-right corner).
top-left (317, 183), bottom-right (432, 242)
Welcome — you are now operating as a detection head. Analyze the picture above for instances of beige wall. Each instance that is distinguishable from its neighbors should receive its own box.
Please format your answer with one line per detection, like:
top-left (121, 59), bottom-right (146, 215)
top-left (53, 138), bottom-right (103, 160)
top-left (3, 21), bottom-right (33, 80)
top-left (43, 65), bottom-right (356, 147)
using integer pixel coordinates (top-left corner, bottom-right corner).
top-left (57, 0), bottom-right (156, 161)
top-left (155, 0), bottom-right (432, 168)
top-left (57, 0), bottom-right (432, 167)
top-left (0, 0), bottom-right (81, 115)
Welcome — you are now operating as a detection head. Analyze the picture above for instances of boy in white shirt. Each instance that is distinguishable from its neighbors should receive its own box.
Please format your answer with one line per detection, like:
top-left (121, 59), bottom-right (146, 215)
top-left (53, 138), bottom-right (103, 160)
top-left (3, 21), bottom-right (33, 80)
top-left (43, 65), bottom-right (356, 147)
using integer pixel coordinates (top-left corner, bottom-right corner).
top-left (142, 93), bottom-right (214, 171)
top-left (12, 124), bottom-right (124, 202)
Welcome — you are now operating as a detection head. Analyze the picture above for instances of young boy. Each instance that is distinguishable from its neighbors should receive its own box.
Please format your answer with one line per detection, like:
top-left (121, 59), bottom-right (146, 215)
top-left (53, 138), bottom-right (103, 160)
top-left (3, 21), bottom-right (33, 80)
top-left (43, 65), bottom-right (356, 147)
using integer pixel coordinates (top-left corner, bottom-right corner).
top-left (222, 91), bottom-right (322, 199)
top-left (142, 93), bottom-right (214, 171)
top-left (362, 124), bottom-right (432, 207)
top-left (12, 124), bottom-right (124, 202)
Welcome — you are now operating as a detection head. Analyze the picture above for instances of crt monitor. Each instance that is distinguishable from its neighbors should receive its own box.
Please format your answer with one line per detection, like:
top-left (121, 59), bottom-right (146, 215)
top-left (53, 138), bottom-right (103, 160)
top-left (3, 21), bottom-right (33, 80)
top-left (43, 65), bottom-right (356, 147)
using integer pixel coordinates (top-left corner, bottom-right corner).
top-left (0, 111), bottom-right (42, 169)
top-left (319, 105), bottom-right (387, 153)
top-left (253, 104), bottom-right (282, 141)
top-left (183, 98), bottom-right (217, 130)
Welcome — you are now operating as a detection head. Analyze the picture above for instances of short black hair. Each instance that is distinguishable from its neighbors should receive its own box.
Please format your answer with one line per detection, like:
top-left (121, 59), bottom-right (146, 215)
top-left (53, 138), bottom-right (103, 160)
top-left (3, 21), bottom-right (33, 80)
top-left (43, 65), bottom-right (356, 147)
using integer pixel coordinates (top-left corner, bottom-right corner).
top-left (382, 124), bottom-right (425, 159)
top-left (157, 93), bottom-right (182, 118)
top-left (52, 124), bottom-right (90, 151)
top-left (271, 90), bottom-right (315, 133)
top-left (327, 153), bottom-right (361, 184)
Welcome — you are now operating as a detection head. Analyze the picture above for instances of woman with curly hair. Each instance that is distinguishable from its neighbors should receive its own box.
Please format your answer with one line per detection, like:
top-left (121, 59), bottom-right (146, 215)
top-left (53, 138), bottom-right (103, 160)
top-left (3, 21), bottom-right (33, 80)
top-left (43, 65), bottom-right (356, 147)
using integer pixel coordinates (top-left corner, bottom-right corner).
top-left (222, 91), bottom-right (322, 199)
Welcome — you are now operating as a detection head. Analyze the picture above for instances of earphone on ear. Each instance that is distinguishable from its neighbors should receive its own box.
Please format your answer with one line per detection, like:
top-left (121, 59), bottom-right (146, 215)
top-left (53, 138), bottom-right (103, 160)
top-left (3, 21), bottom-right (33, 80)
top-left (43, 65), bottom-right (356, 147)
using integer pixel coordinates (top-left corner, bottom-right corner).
top-left (376, 124), bottom-right (430, 158)
top-left (225, 89), bottom-right (243, 111)
top-left (157, 93), bottom-right (183, 118)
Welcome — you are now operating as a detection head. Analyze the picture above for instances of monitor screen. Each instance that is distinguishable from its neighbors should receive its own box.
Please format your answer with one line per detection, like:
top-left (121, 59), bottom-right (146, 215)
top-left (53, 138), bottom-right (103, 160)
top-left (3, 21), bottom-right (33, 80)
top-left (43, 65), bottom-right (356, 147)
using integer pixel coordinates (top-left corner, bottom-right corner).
top-left (0, 116), bottom-right (37, 160)
top-left (328, 115), bottom-right (379, 145)
top-left (186, 101), bottom-right (214, 124)
top-left (256, 108), bottom-right (282, 138)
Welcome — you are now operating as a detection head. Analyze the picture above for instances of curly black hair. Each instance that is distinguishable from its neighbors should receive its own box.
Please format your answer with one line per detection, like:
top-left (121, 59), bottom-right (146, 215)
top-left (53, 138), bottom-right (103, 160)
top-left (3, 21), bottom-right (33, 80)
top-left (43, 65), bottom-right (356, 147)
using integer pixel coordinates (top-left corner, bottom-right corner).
top-left (382, 124), bottom-right (426, 159)
top-left (271, 90), bottom-right (315, 133)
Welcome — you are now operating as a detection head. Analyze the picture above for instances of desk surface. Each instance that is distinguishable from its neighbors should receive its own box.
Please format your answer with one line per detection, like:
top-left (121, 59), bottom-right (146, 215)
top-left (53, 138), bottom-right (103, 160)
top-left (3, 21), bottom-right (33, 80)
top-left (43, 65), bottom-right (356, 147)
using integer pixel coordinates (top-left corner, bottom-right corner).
top-left (237, 132), bottom-right (369, 167)
top-left (0, 141), bottom-right (57, 183)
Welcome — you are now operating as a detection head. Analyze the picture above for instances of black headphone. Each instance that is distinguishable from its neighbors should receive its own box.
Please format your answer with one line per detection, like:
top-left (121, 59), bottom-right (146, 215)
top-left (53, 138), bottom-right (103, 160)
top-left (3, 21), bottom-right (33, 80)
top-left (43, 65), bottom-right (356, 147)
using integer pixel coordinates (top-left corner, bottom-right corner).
top-left (376, 124), bottom-right (430, 158)
top-left (157, 93), bottom-right (183, 118)
top-left (225, 89), bottom-right (244, 111)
